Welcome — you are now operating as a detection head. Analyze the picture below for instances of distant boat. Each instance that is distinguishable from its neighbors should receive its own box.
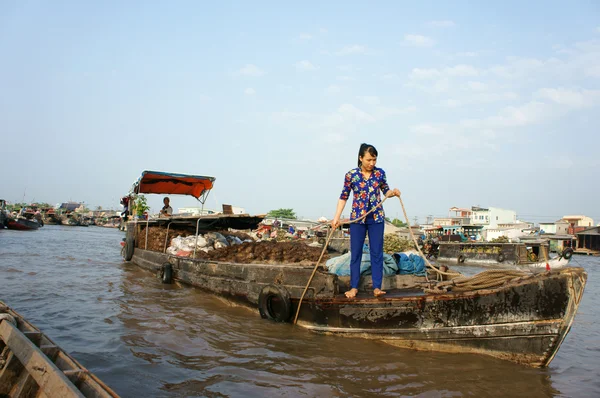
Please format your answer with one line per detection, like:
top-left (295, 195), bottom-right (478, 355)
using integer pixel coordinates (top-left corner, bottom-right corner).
top-left (7, 217), bottom-right (40, 231)
top-left (0, 199), bottom-right (9, 229)
top-left (438, 240), bottom-right (573, 269)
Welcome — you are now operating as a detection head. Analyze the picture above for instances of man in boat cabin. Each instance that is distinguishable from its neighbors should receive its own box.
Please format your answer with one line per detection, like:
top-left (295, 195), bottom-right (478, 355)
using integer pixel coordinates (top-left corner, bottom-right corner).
top-left (160, 197), bottom-right (173, 217)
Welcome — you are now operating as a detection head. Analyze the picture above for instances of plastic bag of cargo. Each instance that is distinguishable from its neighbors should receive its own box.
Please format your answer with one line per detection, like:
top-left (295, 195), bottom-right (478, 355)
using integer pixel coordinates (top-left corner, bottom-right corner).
top-left (226, 235), bottom-right (243, 245)
top-left (182, 235), bottom-right (208, 249)
top-left (207, 232), bottom-right (228, 246)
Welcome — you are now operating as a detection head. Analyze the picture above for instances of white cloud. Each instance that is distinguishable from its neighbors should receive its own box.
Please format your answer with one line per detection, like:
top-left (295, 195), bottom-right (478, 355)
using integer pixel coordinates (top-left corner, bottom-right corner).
top-left (490, 57), bottom-right (544, 79)
top-left (298, 33), bottom-right (313, 40)
top-left (440, 91), bottom-right (518, 107)
top-left (381, 73), bottom-right (401, 81)
top-left (446, 64), bottom-right (480, 77)
top-left (442, 99), bottom-right (462, 108)
top-left (237, 64), bottom-right (265, 77)
top-left (338, 65), bottom-right (361, 72)
top-left (409, 64), bottom-right (480, 80)
top-left (322, 133), bottom-right (346, 144)
top-left (427, 20), bottom-right (456, 28)
top-left (410, 124), bottom-right (445, 135)
top-left (356, 96), bottom-right (380, 105)
top-left (536, 88), bottom-right (600, 108)
top-left (457, 51), bottom-right (479, 57)
top-left (402, 34), bottom-right (435, 47)
top-left (410, 68), bottom-right (441, 80)
top-left (319, 28), bottom-right (328, 34)
top-left (295, 60), bottom-right (319, 71)
top-left (244, 87), bottom-right (256, 95)
top-left (270, 110), bottom-right (313, 123)
top-left (198, 94), bottom-right (212, 101)
top-left (485, 101), bottom-right (551, 128)
top-left (337, 104), bottom-right (375, 122)
top-left (335, 45), bottom-right (368, 55)
top-left (596, 26), bottom-right (600, 34)
top-left (467, 81), bottom-right (487, 91)
top-left (325, 85), bottom-right (342, 94)
top-left (375, 105), bottom-right (417, 118)
top-left (336, 75), bottom-right (355, 81)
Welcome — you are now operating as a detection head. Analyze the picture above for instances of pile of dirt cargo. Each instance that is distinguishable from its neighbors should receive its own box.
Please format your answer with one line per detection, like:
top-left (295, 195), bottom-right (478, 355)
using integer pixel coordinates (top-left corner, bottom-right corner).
top-left (137, 226), bottom-right (327, 264)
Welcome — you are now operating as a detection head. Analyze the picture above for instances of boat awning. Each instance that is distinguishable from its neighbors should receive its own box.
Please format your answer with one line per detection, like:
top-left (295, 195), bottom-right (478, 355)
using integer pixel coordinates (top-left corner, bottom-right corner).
top-left (131, 171), bottom-right (216, 203)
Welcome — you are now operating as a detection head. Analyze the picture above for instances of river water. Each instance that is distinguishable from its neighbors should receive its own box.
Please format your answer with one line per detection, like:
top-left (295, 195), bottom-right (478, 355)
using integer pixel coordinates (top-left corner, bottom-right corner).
top-left (0, 225), bottom-right (598, 397)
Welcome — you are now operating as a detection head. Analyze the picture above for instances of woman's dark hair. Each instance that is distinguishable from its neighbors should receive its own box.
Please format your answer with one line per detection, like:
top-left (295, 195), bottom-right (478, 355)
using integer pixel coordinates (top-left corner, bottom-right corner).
top-left (357, 143), bottom-right (378, 167)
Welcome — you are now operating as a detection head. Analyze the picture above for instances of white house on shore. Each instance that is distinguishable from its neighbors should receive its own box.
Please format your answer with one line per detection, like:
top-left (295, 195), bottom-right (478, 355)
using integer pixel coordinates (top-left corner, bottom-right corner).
top-left (471, 206), bottom-right (517, 229)
top-left (562, 215), bottom-right (594, 228)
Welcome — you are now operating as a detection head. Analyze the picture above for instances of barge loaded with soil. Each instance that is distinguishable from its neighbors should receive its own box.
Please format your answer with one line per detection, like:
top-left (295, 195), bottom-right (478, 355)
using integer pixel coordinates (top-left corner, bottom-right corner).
top-left (122, 170), bottom-right (588, 367)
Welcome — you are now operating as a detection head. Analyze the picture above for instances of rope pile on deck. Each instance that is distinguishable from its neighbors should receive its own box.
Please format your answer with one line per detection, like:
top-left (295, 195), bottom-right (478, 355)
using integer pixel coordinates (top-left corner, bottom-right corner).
top-left (423, 269), bottom-right (534, 294)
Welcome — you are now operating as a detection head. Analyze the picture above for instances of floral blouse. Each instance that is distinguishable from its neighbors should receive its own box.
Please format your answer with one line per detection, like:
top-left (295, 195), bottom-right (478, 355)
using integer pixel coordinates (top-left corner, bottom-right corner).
top-left (339, 167), bottom-right (390, 224)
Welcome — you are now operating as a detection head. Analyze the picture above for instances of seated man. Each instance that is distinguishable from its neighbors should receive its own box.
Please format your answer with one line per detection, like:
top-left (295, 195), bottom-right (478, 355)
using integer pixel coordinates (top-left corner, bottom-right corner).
top-left (159, 197), bottom-right (173, 217)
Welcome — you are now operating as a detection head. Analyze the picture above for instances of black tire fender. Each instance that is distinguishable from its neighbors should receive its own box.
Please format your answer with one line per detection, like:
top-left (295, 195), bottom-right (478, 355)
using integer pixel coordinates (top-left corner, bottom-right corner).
top-left (160, 262), bottom-right (173, 284)
top-left (258, 285), bottom-right (292, 322)
top-left (561, 248), bottom-right (574, 260)
top-left (497, 253), bottom-right (505, 263)
top-left (457, 254), bottom-right (465, 264)
top-left (124, 236), bottom-right (135, 261)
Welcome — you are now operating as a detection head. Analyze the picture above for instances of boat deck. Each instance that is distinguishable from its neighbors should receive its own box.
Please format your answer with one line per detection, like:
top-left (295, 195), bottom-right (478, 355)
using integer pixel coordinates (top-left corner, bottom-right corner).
top-left (574, 248), bottom-right (600, 256)
top-left (333, 288), bottom-right (427, 300)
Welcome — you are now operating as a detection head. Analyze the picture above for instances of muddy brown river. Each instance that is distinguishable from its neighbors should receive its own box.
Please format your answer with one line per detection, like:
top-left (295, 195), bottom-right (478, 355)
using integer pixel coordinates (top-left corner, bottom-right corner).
top-left (1, 225), bottom-right (598, 397)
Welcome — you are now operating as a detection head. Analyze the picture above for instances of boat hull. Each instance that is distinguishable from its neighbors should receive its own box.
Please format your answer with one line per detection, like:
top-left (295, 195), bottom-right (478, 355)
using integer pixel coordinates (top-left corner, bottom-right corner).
top-left (7, 218), bottom-right (40, 231)
top-left (295, 268), bottom-right (585, 367)
top-left (129, 247), bottom-right (586, 367)
top-left (0, 302), bottom-right (118, 397)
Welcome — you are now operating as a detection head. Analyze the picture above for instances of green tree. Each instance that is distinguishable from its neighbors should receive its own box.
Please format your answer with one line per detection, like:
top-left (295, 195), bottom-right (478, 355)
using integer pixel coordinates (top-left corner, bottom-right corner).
top-left (391, 218), bottom-right (408, 228)
top-left (268, 208), bottom-right (297, 219)
top-left (133, 195), bottom-right (150, 216)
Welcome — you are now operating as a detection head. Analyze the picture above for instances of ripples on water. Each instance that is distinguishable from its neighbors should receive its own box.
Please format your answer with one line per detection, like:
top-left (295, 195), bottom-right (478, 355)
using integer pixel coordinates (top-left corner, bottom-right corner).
top-left (1, 225), bottom-right (599, 397)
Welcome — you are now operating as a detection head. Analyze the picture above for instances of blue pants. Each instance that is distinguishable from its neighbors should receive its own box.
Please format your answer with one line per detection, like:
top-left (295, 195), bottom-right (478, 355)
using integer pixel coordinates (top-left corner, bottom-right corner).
top-left (349, 219), bottom-right (384, 290)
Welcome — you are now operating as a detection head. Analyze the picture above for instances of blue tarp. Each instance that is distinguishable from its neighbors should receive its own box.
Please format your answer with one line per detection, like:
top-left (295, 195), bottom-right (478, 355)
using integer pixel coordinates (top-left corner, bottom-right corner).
top-left (326, 244), bottom-right (400, 276)
top-left (393, 253), bottom-right (427, 276)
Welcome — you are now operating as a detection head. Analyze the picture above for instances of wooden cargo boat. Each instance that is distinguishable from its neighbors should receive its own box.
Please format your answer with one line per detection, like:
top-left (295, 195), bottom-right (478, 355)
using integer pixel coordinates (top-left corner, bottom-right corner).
top-left (6, 217), bottom-right (40, 231)
top-left (122, 171), bottom-right (587, 367)
top-left (0, 301), bottom-right (119, 397)
top-left (438, 240), bottom-right (573, 269)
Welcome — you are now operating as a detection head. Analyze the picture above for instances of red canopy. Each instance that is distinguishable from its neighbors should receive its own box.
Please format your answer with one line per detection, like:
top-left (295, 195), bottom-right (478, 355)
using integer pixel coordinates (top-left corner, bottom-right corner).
top-left (132, 171), bottom-right (215, 200)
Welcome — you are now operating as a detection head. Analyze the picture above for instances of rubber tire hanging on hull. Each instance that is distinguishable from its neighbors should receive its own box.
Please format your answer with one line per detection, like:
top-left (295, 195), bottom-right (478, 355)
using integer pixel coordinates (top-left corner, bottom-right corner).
top-left (497, 253), bottom-right (505, 263)
top-left (123, 236), bottom-right (135, 261)
top-left (561, 248), bottom-right (574, 260)
top-left (457, 254), bottom-right (465, 264)
top-left (160, 263), bottom-right (173, 284)
top-left (258, 285), bottom-right (292, 322)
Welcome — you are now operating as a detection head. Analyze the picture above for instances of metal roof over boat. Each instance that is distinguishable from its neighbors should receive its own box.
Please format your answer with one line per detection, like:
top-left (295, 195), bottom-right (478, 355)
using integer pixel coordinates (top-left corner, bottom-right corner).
top-left (131, 170), bottom-right (216, 202)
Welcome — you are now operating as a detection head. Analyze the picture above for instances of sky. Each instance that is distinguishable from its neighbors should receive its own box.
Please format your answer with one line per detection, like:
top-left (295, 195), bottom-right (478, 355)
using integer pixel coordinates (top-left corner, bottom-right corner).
top-left (1, 1), bottom-right (599, 224)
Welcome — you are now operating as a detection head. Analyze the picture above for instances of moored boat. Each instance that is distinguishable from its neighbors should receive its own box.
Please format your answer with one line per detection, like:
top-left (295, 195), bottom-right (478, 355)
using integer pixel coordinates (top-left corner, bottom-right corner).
top-left (7, 217), bottom-right (40, 231)
top-left (0, 301), bottom-right (119, 397)
top-left (0, 199), bottom-right (9, 229)
top-left (122, 170), bottom-right (587, 367)
top-left (438, 240), bottom-right (573, 268)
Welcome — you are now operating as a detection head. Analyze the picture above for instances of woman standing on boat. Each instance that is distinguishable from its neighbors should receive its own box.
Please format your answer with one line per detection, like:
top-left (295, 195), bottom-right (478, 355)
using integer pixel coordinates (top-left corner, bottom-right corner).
top-left (331, 143), bottom-right (400, 298)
